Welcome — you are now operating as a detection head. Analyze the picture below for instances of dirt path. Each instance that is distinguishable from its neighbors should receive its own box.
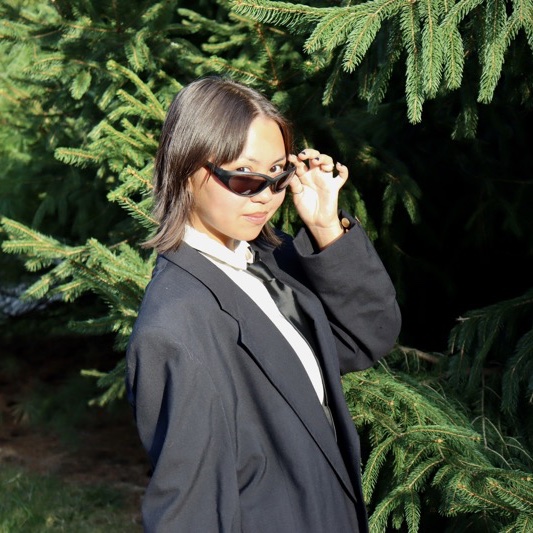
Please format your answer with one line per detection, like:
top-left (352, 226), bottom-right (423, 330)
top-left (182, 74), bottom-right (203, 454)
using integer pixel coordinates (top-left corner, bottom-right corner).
top-left (0, 333), bottom-right (150, 524)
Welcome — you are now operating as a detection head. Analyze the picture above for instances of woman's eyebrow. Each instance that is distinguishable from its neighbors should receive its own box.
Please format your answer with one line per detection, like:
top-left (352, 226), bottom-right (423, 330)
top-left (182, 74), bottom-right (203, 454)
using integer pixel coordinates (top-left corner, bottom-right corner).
top-left (241, 155), bottom-right (286, 165)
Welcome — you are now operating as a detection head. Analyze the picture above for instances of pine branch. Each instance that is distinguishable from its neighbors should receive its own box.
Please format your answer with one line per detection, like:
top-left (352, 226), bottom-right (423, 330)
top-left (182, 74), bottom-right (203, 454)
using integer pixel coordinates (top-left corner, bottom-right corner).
top-left (1, 216), bottom-right (152, 315)
top-left (231, 0), bottom-right (324, 30)
top-left (304, 8), bottom-right (356, 54)
top-left (441, 23), bottom-right (465, 90)
top-left (233, 0), bottom-right (533, 125)
top-left (502, 328), bottom-right (533, 414)
top-left (341, 8), bottom-right (385, 74)
top-left (70, 69), bottom-right (92, 100)
top-left (107, 89), bottom-right (164, 123)
top-left (382, 169), bottom-right (421, 224)
top-left (81, 359), bottom-right (127, 406)
top-left (448, 289), bottom-right (533, 394)
top-left (124, 28), bottom-right (152, 72)
top-left (54, 147), bottom-right (101, 167)
top-left (420, 0), bottom-right (444, 98)
top-left (478, 0), bottom-right (508, 103)
top-left (364, 22), bottom-right (403, 110)
top-left (106, 60), bottom-right (166, 120)
top-left (396, 345), bottom-right (443, 364)
top-left (343, 368), bottom-right (533, 530)
top-left (1, 217), bottom-right (83, 260)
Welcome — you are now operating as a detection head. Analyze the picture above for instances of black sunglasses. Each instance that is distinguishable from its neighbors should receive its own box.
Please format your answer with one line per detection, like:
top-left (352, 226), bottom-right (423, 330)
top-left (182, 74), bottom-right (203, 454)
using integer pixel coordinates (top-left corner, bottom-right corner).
top-left (205, 162), bottom-right (296, 197)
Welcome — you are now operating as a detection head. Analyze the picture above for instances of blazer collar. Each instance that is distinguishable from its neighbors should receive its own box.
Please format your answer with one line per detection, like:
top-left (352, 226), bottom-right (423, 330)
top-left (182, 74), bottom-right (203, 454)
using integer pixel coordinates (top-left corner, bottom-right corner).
top-left (162, 243), bottom-right (356, 501)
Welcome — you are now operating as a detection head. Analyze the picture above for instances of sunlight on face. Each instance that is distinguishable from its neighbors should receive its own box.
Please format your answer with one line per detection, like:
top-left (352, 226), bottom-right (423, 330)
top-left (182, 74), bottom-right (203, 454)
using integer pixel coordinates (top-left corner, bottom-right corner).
top-left (189, 116), bottom-right (287, 250)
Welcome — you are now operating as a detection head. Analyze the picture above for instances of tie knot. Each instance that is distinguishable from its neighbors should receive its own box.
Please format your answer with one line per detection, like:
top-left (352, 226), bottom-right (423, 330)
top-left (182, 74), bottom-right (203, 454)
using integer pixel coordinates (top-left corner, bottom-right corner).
top-left (247, 257), bottom-right (275, 283)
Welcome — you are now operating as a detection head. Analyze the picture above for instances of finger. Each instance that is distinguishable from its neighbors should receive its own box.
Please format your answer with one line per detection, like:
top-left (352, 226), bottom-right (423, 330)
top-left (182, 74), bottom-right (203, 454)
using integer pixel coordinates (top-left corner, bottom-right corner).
top-left (297, 148), bottom-right (319, 162)
top-left (335, 162), bottom-right (349, 186)
top-left (307, 153), bottom-right (335, 173)
top-left (288, 175), bottom-right (304, 196)
top-left (309, 155), bottom-right (329, 170)
top-left (289, 154), bottom-right (308, 174)
top-left (320, 158), bottom-right (335, 173)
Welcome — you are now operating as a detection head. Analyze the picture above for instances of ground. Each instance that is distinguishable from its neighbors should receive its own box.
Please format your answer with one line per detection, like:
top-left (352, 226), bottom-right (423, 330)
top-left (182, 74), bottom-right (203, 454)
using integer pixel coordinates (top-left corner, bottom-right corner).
top-left (0, 332), bottom-right (150, 525)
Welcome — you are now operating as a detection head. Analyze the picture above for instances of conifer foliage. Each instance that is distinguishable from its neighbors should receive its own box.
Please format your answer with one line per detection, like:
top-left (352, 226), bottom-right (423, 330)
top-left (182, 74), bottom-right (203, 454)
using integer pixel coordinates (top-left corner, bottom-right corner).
top-left (233, 0), bottom-right (533, 130)
top-left (344, 367), bottom-right (533, 532)
top-left (1, 0), bottom-right (532, 531)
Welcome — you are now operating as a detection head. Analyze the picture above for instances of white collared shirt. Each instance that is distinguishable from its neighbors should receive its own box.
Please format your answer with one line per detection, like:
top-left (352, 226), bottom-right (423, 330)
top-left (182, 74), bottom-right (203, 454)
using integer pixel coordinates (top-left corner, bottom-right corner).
top-left (183, 225), bottom-right (324, 403)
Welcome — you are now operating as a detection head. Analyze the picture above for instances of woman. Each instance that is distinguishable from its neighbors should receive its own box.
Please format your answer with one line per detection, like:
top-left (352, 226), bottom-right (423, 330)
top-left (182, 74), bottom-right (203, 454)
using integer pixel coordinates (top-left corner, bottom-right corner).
top-left (126, 76), bottom-right (401, 532)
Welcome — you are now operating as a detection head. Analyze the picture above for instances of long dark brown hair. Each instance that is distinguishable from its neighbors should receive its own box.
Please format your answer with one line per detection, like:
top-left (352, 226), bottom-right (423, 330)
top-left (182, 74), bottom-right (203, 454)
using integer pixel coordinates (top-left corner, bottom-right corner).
top-left (144, 76), bottom-right (293, 252)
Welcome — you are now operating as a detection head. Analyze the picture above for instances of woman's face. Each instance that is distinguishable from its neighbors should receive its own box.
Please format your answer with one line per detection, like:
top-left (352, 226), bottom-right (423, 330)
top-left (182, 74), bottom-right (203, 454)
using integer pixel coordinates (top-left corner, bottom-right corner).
top-left (189, 116), bottom-right (287, 250)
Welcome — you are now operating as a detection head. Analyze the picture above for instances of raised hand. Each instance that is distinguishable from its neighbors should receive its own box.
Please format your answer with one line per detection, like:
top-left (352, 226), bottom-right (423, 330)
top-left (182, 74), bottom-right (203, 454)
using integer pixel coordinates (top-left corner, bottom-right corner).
top-left (288, 149), bottom-right (349, 249)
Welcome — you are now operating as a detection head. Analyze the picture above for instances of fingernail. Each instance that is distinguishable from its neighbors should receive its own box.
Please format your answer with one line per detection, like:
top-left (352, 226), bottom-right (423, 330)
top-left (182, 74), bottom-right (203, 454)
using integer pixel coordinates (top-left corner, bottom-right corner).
top-left (314, 157), bottom-right (320, 161)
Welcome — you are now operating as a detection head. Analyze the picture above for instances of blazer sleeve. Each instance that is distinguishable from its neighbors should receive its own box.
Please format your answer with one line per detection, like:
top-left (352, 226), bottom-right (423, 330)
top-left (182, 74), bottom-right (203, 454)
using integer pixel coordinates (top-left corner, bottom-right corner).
top-left (292, 214), bottom-right (401, 374)
top-left (126, 325), bottom-right (240, 532)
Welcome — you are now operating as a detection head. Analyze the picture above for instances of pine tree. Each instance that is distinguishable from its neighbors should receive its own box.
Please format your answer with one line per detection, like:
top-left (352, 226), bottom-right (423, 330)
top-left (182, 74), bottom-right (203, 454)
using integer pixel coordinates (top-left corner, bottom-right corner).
top-left (232, 0), bottom-right (533, 131)
top-left (1, 0), bottom-right (532, 531)
top-left (343, 367), bottom-right (533, 531)
top-left (447, 289), bottom-right (533, 454)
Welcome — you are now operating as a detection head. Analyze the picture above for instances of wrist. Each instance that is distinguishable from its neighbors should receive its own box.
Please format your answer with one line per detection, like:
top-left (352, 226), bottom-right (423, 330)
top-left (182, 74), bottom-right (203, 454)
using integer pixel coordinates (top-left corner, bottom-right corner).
top-left (308, 220), bottom-right (346, 250)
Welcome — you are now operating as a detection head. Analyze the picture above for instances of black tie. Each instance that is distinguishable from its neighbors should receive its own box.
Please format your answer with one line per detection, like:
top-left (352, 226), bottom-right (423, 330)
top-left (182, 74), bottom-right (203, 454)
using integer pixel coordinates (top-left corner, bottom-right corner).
top-left (247, 256), bottom-right (317, 351)
top-left (247, 255), bottom-right (337, 436)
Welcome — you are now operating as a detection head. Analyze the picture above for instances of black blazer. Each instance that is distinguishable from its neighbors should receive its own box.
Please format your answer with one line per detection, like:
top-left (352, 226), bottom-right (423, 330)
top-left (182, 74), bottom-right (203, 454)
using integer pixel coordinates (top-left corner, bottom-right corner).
top-left (126, 218), bottom-right (401, 532)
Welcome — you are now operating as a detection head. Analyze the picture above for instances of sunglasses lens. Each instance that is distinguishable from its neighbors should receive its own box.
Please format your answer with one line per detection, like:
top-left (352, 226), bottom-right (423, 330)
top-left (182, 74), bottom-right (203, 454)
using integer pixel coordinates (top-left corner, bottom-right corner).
top-left (228, 175), bottom-right (268, 196)
top-left (219, 166), bottom-right (296, 196)
top-left (273, 170), bottom-right (295, 192)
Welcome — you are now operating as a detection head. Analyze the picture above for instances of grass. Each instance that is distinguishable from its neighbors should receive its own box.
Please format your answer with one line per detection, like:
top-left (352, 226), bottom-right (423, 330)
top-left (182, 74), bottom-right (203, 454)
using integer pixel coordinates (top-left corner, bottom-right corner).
top-left (0, 334), bottom-right (146, 531)
top-left (0, 464), bottom-right (142, 532)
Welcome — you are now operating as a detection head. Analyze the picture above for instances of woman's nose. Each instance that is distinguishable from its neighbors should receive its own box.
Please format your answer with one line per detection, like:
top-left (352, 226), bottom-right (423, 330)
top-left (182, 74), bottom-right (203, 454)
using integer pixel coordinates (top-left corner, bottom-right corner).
top-left (250, 185), bottom-right (275, 203)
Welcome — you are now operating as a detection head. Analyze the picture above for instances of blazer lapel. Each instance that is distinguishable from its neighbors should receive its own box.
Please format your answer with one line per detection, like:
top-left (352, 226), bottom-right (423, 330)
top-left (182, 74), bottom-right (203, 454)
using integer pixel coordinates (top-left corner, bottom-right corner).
top-left (162, 244), bottom-right (356, 501)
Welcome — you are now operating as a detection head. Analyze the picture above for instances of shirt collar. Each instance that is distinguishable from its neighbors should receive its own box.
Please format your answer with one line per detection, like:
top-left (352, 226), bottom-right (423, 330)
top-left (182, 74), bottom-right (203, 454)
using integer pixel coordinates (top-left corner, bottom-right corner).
top-left (183, 225), bottom-right (254, 270)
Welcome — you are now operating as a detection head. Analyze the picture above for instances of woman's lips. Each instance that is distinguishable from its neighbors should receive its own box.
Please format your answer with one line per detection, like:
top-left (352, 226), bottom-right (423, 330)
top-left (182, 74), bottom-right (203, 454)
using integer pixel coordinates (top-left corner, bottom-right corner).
top-left (244, 212), bottom-right (269, 225)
